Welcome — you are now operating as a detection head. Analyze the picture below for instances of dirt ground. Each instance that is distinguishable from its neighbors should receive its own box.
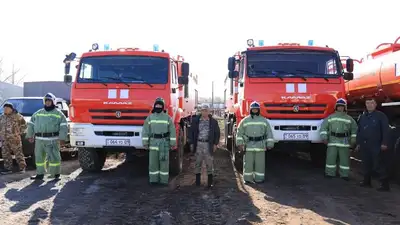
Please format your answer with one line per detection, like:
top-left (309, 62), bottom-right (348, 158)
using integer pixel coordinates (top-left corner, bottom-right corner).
top-left (0, 119), bottom-right (400, 225)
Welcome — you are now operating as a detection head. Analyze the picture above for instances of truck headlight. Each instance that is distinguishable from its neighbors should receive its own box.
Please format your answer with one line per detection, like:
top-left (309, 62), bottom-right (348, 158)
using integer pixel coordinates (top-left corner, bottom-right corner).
top-left (71, 127), bottom-right (84, 136)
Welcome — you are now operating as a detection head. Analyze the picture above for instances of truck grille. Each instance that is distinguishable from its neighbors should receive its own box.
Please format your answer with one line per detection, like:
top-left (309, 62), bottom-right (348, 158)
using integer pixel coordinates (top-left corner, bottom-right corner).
top-left (89, 109), bottom-right (150, 121)
top-left (263, 103), bottom-right (326, 115)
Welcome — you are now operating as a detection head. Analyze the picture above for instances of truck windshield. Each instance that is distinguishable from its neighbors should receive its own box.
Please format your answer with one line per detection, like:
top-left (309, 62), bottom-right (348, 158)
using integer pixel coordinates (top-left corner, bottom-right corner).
top-left (77, 56), bottom-right (169, 84)
top-left (0, 99), bottom-right (43, 116)
top-left (246, 50), bottom-right (341, 78)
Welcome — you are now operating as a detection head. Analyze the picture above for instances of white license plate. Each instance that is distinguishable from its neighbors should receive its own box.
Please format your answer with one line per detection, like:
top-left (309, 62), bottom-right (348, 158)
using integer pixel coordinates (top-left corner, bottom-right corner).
top-left (105, 139), bottom-right (130, 146)
top-left (283, 133), bottom-right (309, 140)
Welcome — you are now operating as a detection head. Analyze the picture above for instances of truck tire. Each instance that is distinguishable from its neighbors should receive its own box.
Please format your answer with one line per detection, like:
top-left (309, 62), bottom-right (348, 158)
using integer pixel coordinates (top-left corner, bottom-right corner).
top-left (170, 128), bottom-right (184, 176)
top-left (78, 148), bottom-right (106, 172)
top-left (231, 128), bottom-right (243, 172)
top-left (310, 144), bottom-right (327, 168)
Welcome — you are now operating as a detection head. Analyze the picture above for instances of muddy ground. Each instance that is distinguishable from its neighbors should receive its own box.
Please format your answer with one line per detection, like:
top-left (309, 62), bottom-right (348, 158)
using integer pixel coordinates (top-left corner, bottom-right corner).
top-left (0, 120), bottom-right (400, 225)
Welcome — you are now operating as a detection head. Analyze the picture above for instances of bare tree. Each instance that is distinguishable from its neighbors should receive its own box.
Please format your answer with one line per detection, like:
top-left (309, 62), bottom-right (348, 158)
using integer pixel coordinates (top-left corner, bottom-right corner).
top-left (0, 58), bottom-right (24, 85)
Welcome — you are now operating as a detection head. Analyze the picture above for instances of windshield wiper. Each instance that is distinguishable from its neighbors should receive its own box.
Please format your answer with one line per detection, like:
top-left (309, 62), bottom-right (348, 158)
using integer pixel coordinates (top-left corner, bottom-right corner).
top-left (250, 69), bottom-right (284, 81)
top-left (295, 69), bottom-right (329, 82)
top-left (102, 76), bottom-right (130, 87)
top-left (123, 76), bottom-right (153, 87)
top-left (79, 78), bottom-right (108, 86)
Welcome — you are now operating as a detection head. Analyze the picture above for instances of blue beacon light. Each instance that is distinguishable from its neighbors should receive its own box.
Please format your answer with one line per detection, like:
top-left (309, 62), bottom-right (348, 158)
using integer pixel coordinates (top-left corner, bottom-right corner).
top-left (258, 40), bottom-right (264, 46)
top-left (153, 44), bottom-right (159, 52)
top-left (104, 44), bottom-right (110, 50)
top-left (308, 40), bottom-right (314, 46)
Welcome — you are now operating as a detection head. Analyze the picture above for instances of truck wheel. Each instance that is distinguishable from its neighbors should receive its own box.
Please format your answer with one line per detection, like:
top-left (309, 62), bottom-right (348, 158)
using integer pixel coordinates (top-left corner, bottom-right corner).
top-left (78, 148), bottom-right (106, 172)
top-left (170, 128), bottom-right (184, 176)
top-left (231, 132), bottom-right (243, 172)
top-left (310, 144), bottom-right (327, 168)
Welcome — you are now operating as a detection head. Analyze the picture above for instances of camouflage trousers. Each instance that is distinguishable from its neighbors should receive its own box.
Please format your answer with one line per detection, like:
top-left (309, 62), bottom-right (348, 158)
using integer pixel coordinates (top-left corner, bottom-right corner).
top-left (195, 142), bottom-right (214, 175)
top-left (1, 139), bottom-right (26, 170)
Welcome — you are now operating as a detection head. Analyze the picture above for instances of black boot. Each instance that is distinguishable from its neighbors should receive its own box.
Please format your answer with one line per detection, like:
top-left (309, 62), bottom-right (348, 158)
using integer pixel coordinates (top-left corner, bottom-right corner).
top-left (195, 173), bottom-right (201, 186)
top-left (30, 174), bottom-right (44, 180)
top-left (207, 174), bottom-right (213, 188)
top-left (377, 180), bottom-right (390, 192)
top-left (54, 174), bottom-right (61, 180)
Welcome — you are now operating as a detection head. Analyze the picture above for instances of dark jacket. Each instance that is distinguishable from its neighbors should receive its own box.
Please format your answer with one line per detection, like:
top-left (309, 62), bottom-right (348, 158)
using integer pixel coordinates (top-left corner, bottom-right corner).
top-left (356, 110), bottom-right (389, 148)
top-left (189, 114), bottom-right (220, 154)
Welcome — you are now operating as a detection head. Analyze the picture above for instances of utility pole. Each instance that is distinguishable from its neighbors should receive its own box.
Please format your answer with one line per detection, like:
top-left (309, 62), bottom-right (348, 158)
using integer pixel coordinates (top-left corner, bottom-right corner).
top-left (211, 80), bottom-right (214, 110)
top-left (11, 64), bottom-right (15, 84)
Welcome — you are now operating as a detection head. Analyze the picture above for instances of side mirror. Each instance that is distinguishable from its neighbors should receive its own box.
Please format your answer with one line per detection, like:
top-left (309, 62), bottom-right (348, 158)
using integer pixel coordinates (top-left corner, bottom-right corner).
top-left (64, 63), bottom-right (71, 75)
top-left (178, 76), bottom-right (189, 85)
top-left (343, 72), bottom-right (354, 81)
top-left (64, 75), bottom-right (73, 84)
top-left (228, 71), bottom-right (239, 79)
top-left (346, 58), bottom-right (354, 73)
top-left (61, 109), bottom-right (68, 117)
top-left (181, 63), bottom-right (189, 77)
top-left (228, 57), bottom-right (235, 71)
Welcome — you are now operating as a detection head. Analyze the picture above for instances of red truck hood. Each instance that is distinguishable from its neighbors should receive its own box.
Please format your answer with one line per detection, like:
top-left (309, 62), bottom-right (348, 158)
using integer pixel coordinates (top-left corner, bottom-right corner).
top-left (70, 83), bottom-right (169, 125)
top-left (244, 78), bottom-right (345, 119)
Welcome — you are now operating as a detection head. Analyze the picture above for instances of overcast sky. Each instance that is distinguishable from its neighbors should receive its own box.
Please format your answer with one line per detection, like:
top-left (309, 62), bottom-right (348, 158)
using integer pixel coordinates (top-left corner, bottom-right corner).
top-left (0, 0), bottom-right (399, 97)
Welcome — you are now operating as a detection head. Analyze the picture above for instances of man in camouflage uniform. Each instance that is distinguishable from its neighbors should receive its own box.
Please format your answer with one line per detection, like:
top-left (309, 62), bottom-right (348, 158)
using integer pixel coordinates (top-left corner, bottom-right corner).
top-left (189, 104), bottom-right (220, 188)
top-left (0, 102), bottom-right (27, 174)
top-left (142, 97), bottom-right (177, 185)
top-left (236, 101), bottom-right (274, 184)
top-left (26, 93), bottom-right (68, 180)
top-left (320, 98), bottom-right (358, 180)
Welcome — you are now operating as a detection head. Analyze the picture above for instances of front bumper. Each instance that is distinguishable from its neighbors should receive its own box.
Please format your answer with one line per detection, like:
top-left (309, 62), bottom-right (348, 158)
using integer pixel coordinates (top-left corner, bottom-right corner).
top-left (267, 119), bottom-right (324, 143)
top-left (69, 123), bottom-right (145, 149)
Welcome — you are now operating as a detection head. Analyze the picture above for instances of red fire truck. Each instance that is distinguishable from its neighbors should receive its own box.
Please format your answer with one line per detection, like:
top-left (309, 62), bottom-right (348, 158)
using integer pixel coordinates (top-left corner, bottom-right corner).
top-left (62, 44), bottom-right (196, 174)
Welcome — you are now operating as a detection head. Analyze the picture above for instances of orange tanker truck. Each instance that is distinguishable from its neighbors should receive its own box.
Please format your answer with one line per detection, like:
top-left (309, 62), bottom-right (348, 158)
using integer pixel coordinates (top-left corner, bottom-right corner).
top-left (225, 39), bottom-right (355, 168)
top-left (345, 35), bottom-right (400, 183)
top-left (62, 43), bottom-right (197, 174)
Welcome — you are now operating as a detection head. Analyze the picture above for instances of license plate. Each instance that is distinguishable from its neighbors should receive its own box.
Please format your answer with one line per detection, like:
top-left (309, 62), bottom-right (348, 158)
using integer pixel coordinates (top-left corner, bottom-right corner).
top-left (283, 133), bottom-right (309, 140)
top-left (105, 139), bottom-right (130, 146)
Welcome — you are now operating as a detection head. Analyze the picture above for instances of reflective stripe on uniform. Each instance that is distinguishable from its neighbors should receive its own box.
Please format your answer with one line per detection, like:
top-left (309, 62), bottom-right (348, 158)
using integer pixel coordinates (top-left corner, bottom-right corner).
top-left (36, 113), bottom-right (61, 118)
top-left (254, 172), bottom-right (264, 177)
top-left (326, 164), bottom-right (336, 168)
top-left (236, 137), bottom-right (243, 140)
top-left (142, 137), bottom-right (149, 140)
top-left (170, 137), bottom-right (176, 141)
top-left (243, 122), bottom-right (267, 127)
top-left (246, 148), bottom-right (265, 152)
top-left (327, 143), bottom-right (350, 147)
top-left (327, 118), bottom-right (351, 124)
top-left (149, 171), bottom-right (160, 175)
top-left (243, 172), bottom-right (253, 176)
top-left (36, 162), bottom-right (45, 167)
top-left (267, 138), bottom-right (274, 142)
top-left (35, 136), bottom-right (59, 141)
top-left (49, 162), bottom-right (60, 167)
top-left (351, 134), bottom-right (356, 137)
top-left (160, 171), bottom-right (168, 176)
top-left (149, 146), bottom-right (159, 151)
top-left (60, 123), bottom-right (67, 126)
top-left (320, 131), bottom-right (327, 135)
top-left (339, 165), bottom-right (350, 170)
top-left (148, 120), bottom-right (168, 124)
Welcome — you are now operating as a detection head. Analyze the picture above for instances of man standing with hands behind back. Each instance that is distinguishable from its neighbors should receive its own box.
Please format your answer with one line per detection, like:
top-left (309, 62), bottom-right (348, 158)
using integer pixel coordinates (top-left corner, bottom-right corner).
top-left (356, 98), bottom-right (390, 191)
top-left (189, 104), bottom-right (220, 188)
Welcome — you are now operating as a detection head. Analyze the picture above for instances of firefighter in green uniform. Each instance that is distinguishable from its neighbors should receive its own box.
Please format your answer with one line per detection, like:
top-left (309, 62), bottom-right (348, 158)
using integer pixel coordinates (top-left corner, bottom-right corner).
top-left (142, 97), bottom-right (177, 185)
top-left (236, 101), bottom-right (274, 184)
top-left (26, 93), bottom-right (68, 180)
top-left (320, 98), bottom-right (358, 180)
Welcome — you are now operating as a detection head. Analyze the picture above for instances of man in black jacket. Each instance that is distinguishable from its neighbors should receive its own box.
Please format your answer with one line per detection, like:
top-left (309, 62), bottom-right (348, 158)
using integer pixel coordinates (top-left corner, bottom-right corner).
top-left (356, 98), bottom-right (390, 191)
top-left (189, 104), bottom-right (220, 188)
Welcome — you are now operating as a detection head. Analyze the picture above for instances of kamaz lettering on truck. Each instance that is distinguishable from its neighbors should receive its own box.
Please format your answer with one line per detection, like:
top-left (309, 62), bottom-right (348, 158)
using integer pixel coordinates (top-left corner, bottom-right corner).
top-left (224, 39), bottom-right (354, 168)
top-left (62, 44), bottom-right (194, 173)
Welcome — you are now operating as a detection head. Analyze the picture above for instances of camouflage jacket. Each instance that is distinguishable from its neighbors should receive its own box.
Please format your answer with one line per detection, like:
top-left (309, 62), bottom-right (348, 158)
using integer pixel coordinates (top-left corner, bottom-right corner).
top-left (0, 112), bottom-right (27, 140)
